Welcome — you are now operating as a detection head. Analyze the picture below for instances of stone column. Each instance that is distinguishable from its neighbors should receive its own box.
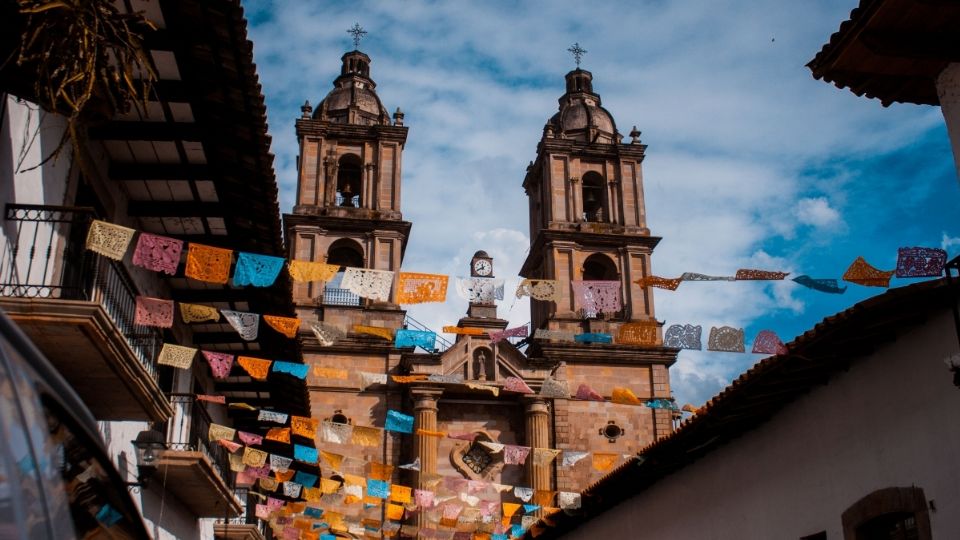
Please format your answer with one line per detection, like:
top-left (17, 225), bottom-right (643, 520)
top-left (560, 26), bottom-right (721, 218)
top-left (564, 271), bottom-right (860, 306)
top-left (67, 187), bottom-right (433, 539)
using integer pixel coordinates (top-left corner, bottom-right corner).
top-left (412, 387), bottom-right (442, 528)
top-left (569, 176), bottom-right (581, 222)
top-left (936, 63), bottom-right (960, 184)
top-left (524, 397), bottom-right (551, 504)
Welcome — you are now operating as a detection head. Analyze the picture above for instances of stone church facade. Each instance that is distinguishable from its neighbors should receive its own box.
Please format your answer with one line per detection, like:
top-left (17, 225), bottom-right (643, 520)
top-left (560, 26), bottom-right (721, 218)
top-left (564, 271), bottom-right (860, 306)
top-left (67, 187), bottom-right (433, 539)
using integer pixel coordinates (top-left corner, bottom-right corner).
top-left (283, 47), bottom-right (678, 516)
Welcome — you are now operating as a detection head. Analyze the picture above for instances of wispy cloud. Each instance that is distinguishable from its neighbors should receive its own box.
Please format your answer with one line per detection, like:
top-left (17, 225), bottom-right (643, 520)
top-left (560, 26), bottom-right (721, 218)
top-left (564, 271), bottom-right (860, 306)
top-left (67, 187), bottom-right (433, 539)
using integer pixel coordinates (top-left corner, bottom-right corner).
top-left (245, 0), bottom-right (958, 406)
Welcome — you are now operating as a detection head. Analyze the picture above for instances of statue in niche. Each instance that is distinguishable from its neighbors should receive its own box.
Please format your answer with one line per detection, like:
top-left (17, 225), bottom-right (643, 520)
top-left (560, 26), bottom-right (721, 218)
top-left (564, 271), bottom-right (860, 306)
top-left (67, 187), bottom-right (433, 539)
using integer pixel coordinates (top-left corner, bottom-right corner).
top-left (472, 348), bottom-right (494, 381)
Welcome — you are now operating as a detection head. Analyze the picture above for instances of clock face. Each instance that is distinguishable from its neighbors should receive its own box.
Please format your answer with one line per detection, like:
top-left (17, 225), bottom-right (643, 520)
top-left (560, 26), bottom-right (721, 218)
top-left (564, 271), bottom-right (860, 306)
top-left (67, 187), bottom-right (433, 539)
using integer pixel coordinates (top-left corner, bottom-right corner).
top-left (473, 259), bottom-right (492, 276)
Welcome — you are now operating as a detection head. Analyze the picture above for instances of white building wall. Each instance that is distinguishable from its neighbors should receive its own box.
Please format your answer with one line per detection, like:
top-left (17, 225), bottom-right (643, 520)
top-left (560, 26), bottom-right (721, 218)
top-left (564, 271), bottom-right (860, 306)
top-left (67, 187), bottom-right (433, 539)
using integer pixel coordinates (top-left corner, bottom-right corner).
top-left (563, 307), bottom-right (960, 539)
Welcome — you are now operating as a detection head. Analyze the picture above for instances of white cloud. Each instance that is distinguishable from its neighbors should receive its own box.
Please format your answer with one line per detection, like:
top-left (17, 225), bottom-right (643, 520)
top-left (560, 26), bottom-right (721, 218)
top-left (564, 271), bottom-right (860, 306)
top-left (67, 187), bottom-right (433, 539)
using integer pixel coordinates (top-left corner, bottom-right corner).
top-left (794, 196), bottom-right (843, 230)
top-left (943, 232), bottom-right (960, 251)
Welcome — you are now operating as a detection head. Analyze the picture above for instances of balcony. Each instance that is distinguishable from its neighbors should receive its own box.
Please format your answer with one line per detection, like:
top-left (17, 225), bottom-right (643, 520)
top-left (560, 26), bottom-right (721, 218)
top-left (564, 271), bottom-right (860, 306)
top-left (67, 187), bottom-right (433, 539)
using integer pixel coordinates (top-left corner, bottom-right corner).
top-left (0, 204), bottom-right (171, 422)
top-left (319, 286), bottom-right (361, 306)
top-left (153, 394), bottom-right (240, 518)
top-left (213, 489), bottom-right (267, 540)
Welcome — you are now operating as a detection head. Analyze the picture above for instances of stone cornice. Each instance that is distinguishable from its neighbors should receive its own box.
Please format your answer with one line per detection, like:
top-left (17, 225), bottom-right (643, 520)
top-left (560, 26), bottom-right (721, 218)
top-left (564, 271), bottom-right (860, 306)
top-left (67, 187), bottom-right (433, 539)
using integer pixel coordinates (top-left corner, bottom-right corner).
top-left (531, 342), bottom-right (679, 366)
top-left (295, 119), bottom-right (409, 144)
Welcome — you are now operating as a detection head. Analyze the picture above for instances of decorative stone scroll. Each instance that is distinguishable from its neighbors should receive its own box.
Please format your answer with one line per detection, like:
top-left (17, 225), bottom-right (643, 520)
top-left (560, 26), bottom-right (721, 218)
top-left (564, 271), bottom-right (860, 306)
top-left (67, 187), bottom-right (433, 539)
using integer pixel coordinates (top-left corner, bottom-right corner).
top-left (134, 296), bottom-right (174, 328)
top-left (179, 302), bottom-right (220, 323)
top-left (237, 356), bottom-right (271, 380)
top-left (735, 269), bottom-right (790, 280)
top-left (85, 220), bottom-right (135, 260)
top-left (489, 325), bottom-right (528, 343)
top-left (515, 279), bottom-right (562, 302)
top-left (342, 267), bottom-right (394, 302)
top-left (157, 343), bottom-right (196, 369)
top-left (680, 272), bottom-right (735, 281)
top-left (310, 323), bottom-right (345, 346)
top-left (792, 275), bottom-right (847, 294)
top-left (843, 256), bottom-right (894, 288)
top-left (456, 277), bottom-right (505, 303)
top-left (663, 324), bottom-right (702, 350)
top-left (895, 247), bottom-right (947, 277)
top-left (222, 310), bottom-right (259, 341)
top-left (397, 272), bottom-right (449, 304)
top-left (571, 280), bottom-right (621, 317)
top-left (263, 315), bottom-right (300, 338)
top-left (233, 252), bottom-right (285, 287)
top-left (202, 351), bottom-right (234, 379)
top-left (634, 276), bottom-right (682, 290)
top-left (539, 377), bottom-right (569, 398)
top-left (707, 326), bottom-right (745, 353)
top-left (132, 232), bottom-right (183, 274)
top-left (616, 321), bottom-right (659, 346)
top-left (751, 329), bottom-right (787, 355)
top-left (185, 243), bottom-right (233, 284)
top-left (287, 260), bottom-right (339, 283)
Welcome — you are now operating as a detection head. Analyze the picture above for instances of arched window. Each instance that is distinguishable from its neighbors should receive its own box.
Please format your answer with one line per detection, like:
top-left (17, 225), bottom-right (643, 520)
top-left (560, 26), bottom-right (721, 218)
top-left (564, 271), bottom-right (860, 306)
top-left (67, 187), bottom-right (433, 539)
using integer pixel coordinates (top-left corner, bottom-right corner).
top-left (581, 172), bottom-right (605, 222)
top-left (324, 239), bottom-right (364, 306)
top-left (842, 487), bottom-right (931, 540)
top-left (336, 155), bottom-right (362, 207)
top-left (582, 253), bottom-right (618, 281)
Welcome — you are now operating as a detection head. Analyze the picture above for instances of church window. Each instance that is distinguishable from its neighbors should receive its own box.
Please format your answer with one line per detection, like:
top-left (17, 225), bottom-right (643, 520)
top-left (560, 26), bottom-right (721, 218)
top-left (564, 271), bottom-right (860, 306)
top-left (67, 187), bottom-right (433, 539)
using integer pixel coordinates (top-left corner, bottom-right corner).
top-left (336, 154), bottom-right (362, 207)
top-left (328, 410), bottom-right (351, 425)
top-left (581, 172), bottom-right (606, 222)
top-left (462, 443), bottom-right (494, 475)
top-left (600, 421), bottom-right (624, 442)
top-left (582, 253), bottom-right (618, 281)
top-left (842, 487), bottom-right (931, 540)
top-left (323, 239), bottom-right (364, 306)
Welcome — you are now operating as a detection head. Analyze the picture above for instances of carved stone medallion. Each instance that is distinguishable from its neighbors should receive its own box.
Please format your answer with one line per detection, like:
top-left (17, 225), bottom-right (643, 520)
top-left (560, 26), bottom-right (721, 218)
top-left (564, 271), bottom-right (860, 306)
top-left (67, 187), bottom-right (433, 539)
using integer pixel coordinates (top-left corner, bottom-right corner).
top-left (449, 431), bottom-right (504, 481)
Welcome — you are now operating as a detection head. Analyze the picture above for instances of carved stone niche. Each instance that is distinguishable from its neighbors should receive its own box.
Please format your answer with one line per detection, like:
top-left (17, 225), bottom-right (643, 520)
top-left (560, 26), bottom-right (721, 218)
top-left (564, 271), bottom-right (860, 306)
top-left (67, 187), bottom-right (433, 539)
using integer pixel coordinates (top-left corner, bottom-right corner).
top-left (449, 431), bottom-right (504, 481)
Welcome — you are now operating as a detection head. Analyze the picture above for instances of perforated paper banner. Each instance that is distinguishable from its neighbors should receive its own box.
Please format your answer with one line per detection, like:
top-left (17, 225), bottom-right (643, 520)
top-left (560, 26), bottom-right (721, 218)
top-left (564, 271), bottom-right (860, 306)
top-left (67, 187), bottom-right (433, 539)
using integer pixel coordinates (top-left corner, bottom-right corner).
top-left (351, 425), bottom-right (382, 447)
top-left (843, 256), bottom-right (894, 288)
top-left (391, 374), bottom-right (428, 383)
top-left (179, 302), bottom-right (220, 323)
top-left (571, 280), bottom-right (621, 317)
top-left (574, 332), bottom-right (612, 344)
top-left (514, 487), bottom-right (534, 502)
top-left (342, 267), bottom-right (393, 301)
top-left (416, 429), bottom-right (446, 438)
top-left (663, 324), bottom-right (702, 350)
top-left (158, 343), bottom-right (196, 369)
top-left (270, 454), bottom-right (293, 472)
top-left (359, 372), bottom-right (387, 387)
top-left (264, 315), bottom-right (301, 338)
top-left (611, 387), bottom-right (642, 405)
top-left (634, 276), bottom-right (682, 290)
top-left (707, 326), bottom-right (745, 353)
top-left (504, 445), bottom-right (531, 465)
top-left (283, 482), bottom-right (302, 498)
top-left (539, 377), bottom-right (569, 399)
top-left (313, 366), bottom-right (348, 379)
top-left (259, 477), bottom-right (278, 492)
top-left (456, 277), bottom-right (505, 303)
top-left (233, 252), bottom-right (285, 287)
top-left (503, 377), bottom-right (534, 394)
top-left (560, 451), bottom-right (588, 467)
top-left (320, 421), bottom-right (353, 444)
top-left (196, 394), bottom-right (225, 404)
top-left (558, 492), bottom-right (581, 510)
top-left (616, 321), bottom-right (658, 346)
top-left (311, 323), bottom-right (345, 346)
top-left (273, 361), bottom-right (309, 379)
top-left (592, 452), bottom-right (618, 471)
top-left (135, 296), bottom-right (174, 328)
top-left (242, 447), bottom-right (268, 468)
top-left (735, 269), bottom-right (790, 280)
top-left (534, 329), bottom-right (575, 342)
top-left (294, 444), bottom-right (318, 463)
top-left (185, 243), bottom-right (233, 284)
top-left (320, 450), bottom-right (344, 470)
top-left (427, 374), bottom-right (463, 384)
top-left (680, 272), bottom-right (735, 281)
top-left (441, 326), bottom-right (486, 336)
top-left (257, 410), bottom-right (288, 424)
top-left (489, 326), bottom-right (528, 343)
top-left (354, 325), bottom-right (394, 340)
top-left (368, 462), bottom-right (394, 481)
top-left (208, 423), bottom-right (236, 442)
top-left (515, 279), bottom-right (562, 301)
top-left (85, 220), bottom-right (135, 260)
top-left (367, 479), bottom-right (391, 499)
top-left (646, 398), bottom-right (677, 410)
top-left (218, 439), bottom-right (241, 453)
top-left (132, 232), bottom-right (182, 275)
top-left (399, 457), bottom-right (421, 471)
top-left (202, 351), bottom-right (234, 379)
top-left (385, 410), bottom-right (414, 433)
top-left (288, 260), bottom-right (340, 283)
top-left (395, 329), bottom-right (436, 350)
top-left (478, 441), bottom-right (504, 453)
top-left (532, 448), bottom-right (561, 466)
top-left (575, 383), bottom-right (604, 401)
top-left (896, 247), bottom-right (947, 277)
top-left (465, 382), bottom-right (499, 396)
top-left (792, 275), bottom-right (847, 294)
top-left (294, 471), bottom-right (318, 488)
top-left (390, 485), bottom-right (412, 504)
top-left (238, 431), bottom-right (263, 446)
top-left (222, 310), bottom-right (259, 341)
top-left (291, 416), bottom-right (320, 439)
top-left (397, 272), bottom-right (449, 304)
top-left (751, 330), bottom-right (787, 355)
top-left (238, 356), bottom-right (272, 380)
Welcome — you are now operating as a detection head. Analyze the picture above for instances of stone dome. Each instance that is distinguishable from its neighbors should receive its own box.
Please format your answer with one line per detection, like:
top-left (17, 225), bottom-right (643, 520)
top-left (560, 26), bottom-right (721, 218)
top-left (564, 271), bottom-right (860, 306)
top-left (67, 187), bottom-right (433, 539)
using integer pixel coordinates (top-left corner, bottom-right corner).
top-left (314, 50), bottom-right (390, 126)
top-left (546, 69), bottom-right (619, 144)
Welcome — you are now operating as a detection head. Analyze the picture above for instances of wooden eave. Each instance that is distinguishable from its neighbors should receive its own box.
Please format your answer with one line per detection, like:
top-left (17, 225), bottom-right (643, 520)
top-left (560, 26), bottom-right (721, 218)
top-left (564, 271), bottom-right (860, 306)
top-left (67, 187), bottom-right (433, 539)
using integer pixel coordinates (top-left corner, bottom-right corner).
top-left (807, 0), bottom-right (960, 106)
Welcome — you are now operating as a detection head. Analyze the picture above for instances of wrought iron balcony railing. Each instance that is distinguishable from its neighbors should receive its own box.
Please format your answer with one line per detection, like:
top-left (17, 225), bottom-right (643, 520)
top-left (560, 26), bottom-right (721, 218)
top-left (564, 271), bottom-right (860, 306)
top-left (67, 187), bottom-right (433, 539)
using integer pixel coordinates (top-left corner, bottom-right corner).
top-left (0, 203), bottom-right (163, 378)
top-left (166, 394), bottom-right (233, 488)
top-left (320, 286), bottom-right (362, 306)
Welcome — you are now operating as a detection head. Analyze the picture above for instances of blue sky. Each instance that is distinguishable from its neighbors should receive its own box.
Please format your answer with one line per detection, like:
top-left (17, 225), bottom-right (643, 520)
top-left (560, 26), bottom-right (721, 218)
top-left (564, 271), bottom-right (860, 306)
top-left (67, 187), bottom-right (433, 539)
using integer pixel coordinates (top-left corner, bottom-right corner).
top-left (244, 1), bottom-right (960, 406)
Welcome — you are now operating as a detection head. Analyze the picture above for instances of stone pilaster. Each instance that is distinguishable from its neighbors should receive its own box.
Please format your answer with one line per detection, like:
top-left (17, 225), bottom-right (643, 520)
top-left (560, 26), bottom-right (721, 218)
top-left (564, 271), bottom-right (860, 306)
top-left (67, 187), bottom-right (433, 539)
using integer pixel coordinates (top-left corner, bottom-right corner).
top-left (524, 397), bottom-right (552, 497)
top-left (936, 62), bottom-right (960, 185)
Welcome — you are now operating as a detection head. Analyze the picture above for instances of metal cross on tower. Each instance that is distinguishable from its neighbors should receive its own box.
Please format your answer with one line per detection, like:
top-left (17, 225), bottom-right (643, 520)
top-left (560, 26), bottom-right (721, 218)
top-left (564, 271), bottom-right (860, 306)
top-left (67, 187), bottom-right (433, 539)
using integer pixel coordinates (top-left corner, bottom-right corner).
top-left (347, 23), bottom-right (367, 49)
top-left (568, 43), bottom-right (587, 68)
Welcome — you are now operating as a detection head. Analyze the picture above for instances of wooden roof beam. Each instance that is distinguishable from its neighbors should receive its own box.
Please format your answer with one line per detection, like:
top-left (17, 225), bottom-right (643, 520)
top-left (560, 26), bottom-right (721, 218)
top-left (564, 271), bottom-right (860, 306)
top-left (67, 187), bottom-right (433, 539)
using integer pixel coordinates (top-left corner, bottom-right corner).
top-left (128, 200), bottom-right (224, 217)
top-left (859, 30), bottom-right (960, 62)
top-left (110, 162), bottom-right (212, 181)
top-left (90, 121), bottom-right (202, 142)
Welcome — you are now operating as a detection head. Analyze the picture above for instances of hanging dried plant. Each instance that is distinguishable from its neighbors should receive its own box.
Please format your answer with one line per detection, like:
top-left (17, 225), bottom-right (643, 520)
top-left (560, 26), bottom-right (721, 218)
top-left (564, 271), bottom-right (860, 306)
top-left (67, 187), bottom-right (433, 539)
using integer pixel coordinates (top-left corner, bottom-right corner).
top-left (11, 0), bottom-right (157, 170)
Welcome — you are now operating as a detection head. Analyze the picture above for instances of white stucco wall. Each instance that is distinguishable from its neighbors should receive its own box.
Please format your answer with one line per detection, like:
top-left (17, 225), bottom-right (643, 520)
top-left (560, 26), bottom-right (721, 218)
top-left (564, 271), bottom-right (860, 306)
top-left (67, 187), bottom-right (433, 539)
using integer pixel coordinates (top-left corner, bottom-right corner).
top-left (562, 307), bottom-right (960, 539)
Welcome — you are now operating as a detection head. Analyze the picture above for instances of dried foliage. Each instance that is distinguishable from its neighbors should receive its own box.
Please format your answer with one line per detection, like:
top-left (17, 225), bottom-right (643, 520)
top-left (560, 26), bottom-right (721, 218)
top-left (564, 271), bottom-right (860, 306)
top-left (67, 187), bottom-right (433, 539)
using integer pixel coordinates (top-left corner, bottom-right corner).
top-left (11, 0), bottom-right (157, 169)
